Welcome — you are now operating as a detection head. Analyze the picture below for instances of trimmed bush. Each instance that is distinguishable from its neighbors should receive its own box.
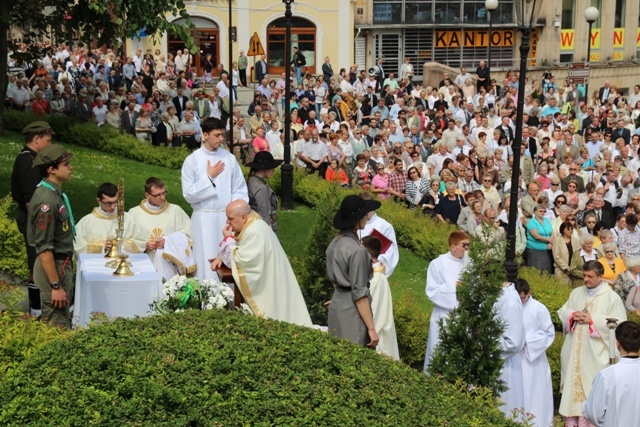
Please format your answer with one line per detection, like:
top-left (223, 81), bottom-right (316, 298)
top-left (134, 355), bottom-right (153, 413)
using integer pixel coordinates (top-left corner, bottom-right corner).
top-left (392, 294), bottom-right (429, 371)
top-left (0, 310), bottom-right (516, 426)
top-left (0, 197), bottom-right (28, 280)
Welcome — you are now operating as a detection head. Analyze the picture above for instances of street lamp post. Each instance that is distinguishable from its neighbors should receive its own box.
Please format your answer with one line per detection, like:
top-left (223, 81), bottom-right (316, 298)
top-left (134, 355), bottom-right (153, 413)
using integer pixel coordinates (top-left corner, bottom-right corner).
top-left (228, 0), bottom-right (233, 153)
top-left (281, 0), bottom-right (294, 210)
top-left (505, 0), bottom-right (544, 284)
top-left (584, 7), bottom-right (599, 105)
top-left (485, 0), bottom-right (499, 82)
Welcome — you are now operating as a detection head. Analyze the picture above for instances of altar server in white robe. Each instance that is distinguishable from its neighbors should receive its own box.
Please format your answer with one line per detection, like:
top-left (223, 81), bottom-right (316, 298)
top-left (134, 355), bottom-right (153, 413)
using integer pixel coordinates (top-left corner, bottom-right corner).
top-left (558, 260), bottom-right (627, 426)
top-left (423, 231), bottom-right (469, 372)
top-left (181, 117), bottom-right (248, 280)
top-left (74, 182), bottom-right (146, 254)
top-left (128, 177), bottom-right (193, 279)
top-left (211, 200), bottom-right (312, 327)
top-left (515, 278), bottom-right (554, 427)
top-left (362, 235), bottom-right (399, 361)
top-left (583, 320), bottom-right (640, 427)
top-left (357, 193), bottom-right (399, 277)
top-left (495, 281), bottom-right (526, 419)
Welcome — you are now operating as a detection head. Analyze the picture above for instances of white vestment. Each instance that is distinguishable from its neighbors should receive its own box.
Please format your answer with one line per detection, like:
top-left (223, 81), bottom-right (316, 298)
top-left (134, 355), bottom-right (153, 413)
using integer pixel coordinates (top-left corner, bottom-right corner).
top-left (495, 284), bottom-right (526, 418)
top-left (558, 283), bottom-right (627, 417)
top-left (582, 357), bottom-right (640, 427)
top-left (521, 296), bottom-right (555, 427)
top-left (128, 201), bottom-right (192, 280)
top-left (74, 208), bottom-right (147, 254)
top-left (423, 251), bottom-right (465, 372)
top-left (181, 145), bottom-right (248, 280)
top-left (220, 212), bottom-right (312, 327)
top-left (358, 213), bottom-right (399, 277)
top-left (369, 263), bottom-right (400, 360)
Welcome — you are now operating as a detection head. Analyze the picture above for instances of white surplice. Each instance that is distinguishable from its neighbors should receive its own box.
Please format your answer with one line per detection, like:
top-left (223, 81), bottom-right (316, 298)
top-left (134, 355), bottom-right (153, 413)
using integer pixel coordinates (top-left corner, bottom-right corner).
top-left (220, 212), bottom-right (312, 327)
top-left (358, 213), bottom-right (399, 277)
top-left (521, 296), bottom-right (555, 427)
top-left (74, 208), bottom-right (147, 255)
top-left (369, 263), bottom-right (400, 360)
top-left (582, 357), bottom-right (640, 427)
top-left (557, 283), bottom-right (627, 417)
top-left (495, 284), bottom-right (526, 419)
top-left (181, 145), bottom-right (248, 280)
top-left (423, 251), bottom-right (465, 372)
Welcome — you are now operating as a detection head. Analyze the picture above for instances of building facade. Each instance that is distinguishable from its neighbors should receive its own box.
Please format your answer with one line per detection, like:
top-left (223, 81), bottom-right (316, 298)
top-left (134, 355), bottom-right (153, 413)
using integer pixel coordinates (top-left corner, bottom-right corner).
top-left (355, 0), bottom-right (640, 93)
top-left (125, 0), bottom-right (354, 81)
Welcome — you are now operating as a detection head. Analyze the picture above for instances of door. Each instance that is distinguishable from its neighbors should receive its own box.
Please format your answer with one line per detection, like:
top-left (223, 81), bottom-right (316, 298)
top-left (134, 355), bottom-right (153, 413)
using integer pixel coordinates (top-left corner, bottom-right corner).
top-left (373, 32), bottom-right (401, 78)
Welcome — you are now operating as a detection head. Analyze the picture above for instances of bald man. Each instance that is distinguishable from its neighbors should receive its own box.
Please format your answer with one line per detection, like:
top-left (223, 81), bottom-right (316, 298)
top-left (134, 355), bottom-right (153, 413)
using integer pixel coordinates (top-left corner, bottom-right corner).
top-left (211, 201), bottom-right (312, 326)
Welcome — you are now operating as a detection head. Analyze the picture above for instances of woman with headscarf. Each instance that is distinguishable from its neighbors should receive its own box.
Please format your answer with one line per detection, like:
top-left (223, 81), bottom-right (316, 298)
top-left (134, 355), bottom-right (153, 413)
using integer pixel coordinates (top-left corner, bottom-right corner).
top-left (326, 195), bottom-right (381, 349)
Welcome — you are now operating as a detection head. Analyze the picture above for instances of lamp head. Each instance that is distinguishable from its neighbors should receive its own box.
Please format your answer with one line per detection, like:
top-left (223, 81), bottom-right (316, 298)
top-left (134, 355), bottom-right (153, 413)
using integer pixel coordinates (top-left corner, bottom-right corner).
top-left (584, 7), bottom-right (599, 24)
top-left (515, 0), bottom-right (544, 28)
top-left (485, 0), bottom-right (499, 12)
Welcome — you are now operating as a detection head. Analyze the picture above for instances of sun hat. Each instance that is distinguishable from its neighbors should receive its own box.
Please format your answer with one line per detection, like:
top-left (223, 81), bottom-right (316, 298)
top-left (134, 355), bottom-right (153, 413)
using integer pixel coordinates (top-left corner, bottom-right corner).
top-left (333, 195), bottom-right (381, 229)
top-left (246, 151), bottom-right (283, 170)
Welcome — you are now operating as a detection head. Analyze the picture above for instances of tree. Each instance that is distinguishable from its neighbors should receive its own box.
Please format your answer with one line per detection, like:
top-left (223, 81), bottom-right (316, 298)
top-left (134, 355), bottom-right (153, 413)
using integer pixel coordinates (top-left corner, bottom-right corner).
top-left (0, 0), bottom-right (196, 136)
top-left (427, 226), bottom-right (508, 394)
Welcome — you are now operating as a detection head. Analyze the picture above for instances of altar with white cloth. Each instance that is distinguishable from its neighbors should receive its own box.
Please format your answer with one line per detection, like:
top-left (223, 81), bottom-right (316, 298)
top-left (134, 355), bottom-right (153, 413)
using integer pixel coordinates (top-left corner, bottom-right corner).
top-left (73, 253), bottom-right (162, 328)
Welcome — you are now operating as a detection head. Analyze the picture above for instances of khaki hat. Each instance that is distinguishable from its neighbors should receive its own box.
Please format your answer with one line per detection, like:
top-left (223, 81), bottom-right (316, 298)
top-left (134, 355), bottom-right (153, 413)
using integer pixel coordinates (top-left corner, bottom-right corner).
top-left (21, 121), bottom-right (55, 135)
top-left (33, 144), bottom-right (73, 167)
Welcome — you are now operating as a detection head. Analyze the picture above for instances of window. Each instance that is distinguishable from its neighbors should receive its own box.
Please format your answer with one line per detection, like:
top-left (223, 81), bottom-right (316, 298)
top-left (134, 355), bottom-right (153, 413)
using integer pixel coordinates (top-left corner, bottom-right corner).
top-left (561, 0), bottom-right (575, 29)
top-left (405, 2), bottom-right (433, 24)
top-left (373, 0), bottom-right (514, 24)
top-left (373, 1), bottom-right (403, 24)
top-left (614, 0), bottom-right (625, 27)
top-left (590, 0), bottom-right (602, 28)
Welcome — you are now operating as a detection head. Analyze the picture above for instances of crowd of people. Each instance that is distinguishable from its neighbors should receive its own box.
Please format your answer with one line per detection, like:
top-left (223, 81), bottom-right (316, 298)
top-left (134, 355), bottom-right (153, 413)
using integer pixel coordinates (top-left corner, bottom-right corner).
top-left (9, 42), bottom-right (640, 426)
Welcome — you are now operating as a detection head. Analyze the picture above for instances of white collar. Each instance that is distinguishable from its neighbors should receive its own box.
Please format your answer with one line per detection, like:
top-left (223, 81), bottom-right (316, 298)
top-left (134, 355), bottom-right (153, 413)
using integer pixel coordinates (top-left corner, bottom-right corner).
top-left (144, 201), bottom-right (163, 212)
top-left (98, 206), bottom-right (117, 218)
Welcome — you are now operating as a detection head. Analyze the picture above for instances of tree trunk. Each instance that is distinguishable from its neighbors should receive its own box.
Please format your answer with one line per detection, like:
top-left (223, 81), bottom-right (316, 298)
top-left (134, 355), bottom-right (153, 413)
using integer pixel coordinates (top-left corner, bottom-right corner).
top-left (0, 16), bottom-right (9, 137)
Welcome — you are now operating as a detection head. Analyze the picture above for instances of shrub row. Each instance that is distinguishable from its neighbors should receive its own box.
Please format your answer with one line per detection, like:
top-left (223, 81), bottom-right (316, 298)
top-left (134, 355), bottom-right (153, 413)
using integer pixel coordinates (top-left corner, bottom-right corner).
top-left (3, 111), bottom-right (191, 170)
top-left (0, 310), bottom-right (517, 426)
top-left (0, 197), bottom-right (28, 280)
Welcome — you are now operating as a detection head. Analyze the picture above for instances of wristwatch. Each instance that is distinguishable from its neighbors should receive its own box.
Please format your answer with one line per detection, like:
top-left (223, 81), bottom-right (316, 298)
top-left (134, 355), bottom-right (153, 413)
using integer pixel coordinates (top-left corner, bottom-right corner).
top-left (50, 281), bottom-right (61, 289)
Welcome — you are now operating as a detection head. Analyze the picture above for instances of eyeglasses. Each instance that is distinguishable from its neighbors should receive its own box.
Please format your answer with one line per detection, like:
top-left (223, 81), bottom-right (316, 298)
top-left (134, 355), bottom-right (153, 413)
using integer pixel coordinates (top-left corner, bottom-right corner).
top-left (556, 200), bottom-right (565, 204)
top-left (605, 251), bottom-right (615, 254)
top-left (551, 183), bottom-right (559, 186)
top-left (99, 200), bottom-right (117, 207)
top-left (483, 179), bottom-right (492, 182)
top-left (149, 190), bottom-right (167, 198)
top-left (377, 168), bottom-right (384, 171)
top-left (568, 218), bottom-right (576, 222)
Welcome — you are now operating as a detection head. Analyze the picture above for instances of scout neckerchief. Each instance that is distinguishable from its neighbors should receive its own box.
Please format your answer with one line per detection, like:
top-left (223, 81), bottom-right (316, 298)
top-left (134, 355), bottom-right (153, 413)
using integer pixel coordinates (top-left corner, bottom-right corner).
top-left (38, 180), bottom-right (76, 237)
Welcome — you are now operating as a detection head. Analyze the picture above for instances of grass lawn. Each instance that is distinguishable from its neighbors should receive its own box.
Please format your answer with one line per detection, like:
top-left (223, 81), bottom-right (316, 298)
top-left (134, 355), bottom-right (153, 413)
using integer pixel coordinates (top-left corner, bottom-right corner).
top-left (0, 131), bottom-right (430, 311)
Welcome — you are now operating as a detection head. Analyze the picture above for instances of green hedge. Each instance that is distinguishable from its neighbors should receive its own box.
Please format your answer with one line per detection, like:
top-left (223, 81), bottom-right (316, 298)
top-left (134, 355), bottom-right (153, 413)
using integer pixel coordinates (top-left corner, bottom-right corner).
top-left (3, 111), bottom-right (191, 170)
top-left (0, 310), bottom-right (517, 426)
top-left (0, 197), bottom-right (28, 280)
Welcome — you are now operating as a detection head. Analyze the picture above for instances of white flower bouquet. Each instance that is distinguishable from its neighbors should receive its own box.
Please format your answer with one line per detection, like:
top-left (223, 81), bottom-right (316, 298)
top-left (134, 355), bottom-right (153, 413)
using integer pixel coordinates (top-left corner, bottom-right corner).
top-left (150, 275), bottom-right (235, 314)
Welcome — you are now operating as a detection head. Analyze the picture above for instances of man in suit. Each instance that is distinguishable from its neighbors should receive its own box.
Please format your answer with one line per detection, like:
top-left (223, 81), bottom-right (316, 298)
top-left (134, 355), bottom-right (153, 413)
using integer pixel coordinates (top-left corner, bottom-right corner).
top-left (232, 116), bottom-right (252, 163)
top-left (193, 91), bottom-right (211, 119)
top-left (375, 58), bottom-right (385, 95)
top-left (172, 88), bottom-right (189, 119)
top-left (364, 85), bottom-right (378, 108)
top-left (560, 163), bottom-right (586, 192)
top-left (322, 56), bottom-right (334, 85)
top-left (518, 143), bottom-right (536, 186)
top-left (522, 127), bottom-right (538, 159)
top-left (121, 100), bottom-right (139, 136)
top-left (255, 54), bottom-right (268, 84)
top-left (107, 69), bottom-right (122, 91)
top-left (599, 81), bottom-right (612, 105)
top-left (586, 195), bottom-right (614, 229)
top-left (613, 119), bottom-right (631, 145)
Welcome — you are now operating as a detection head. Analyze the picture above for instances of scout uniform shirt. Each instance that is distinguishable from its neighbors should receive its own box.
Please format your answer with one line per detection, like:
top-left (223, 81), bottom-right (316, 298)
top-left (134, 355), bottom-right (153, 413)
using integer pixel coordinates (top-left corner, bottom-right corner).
top-left (27, 179), bottom-right (74, 257)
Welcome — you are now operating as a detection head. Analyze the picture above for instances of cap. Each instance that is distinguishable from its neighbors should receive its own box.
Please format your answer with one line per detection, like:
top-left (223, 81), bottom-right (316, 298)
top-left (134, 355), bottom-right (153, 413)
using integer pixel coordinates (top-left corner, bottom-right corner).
top-left (21, 121), bottom-right (55, 135)
top-left (33, 144), bottom-right (73, 167)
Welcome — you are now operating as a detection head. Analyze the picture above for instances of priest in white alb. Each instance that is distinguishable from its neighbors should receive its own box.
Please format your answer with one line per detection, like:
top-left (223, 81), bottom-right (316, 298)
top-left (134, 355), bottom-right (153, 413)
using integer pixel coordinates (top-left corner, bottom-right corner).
top-left (558, 260), bottom-right (627, 427)
top-left (128, 177), bottom-right (193, 279)
top-left (74, 182), bottom-right (146, 254)
top-left (424, 231), bottom-right (469, 372)
top-left (357, 193), bottom-right (399, 277)
top-left (181, 117), bottom-right (248, 280)
top-left (515, 278), bottom-right (554, 427)
top-left (494, 281), bottom-right (525, 419)
top-left (211, 200), bottom-right (312, 327)
top-left (362, 235), bottom-right (399, 361)
top-left (582, 320), bottom-right (640, 427)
